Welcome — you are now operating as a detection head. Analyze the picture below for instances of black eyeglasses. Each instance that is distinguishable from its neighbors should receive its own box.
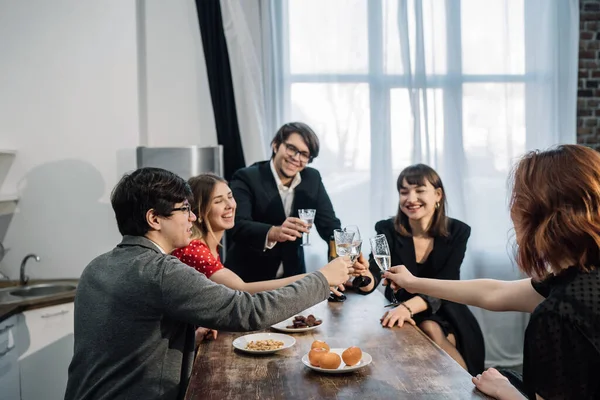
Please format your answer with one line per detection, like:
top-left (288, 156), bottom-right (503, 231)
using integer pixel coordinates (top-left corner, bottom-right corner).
top-left (283, 142), bottom-right (312, 163)
top-left (171, 204), bottom-right (192, 218)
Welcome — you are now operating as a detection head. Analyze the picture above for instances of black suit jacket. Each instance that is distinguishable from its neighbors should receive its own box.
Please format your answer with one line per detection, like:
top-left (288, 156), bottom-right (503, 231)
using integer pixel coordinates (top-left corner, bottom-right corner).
top-left (225, 161), bottom-right (341, 282)
top-left (369, 217), bottom-right (485, 375)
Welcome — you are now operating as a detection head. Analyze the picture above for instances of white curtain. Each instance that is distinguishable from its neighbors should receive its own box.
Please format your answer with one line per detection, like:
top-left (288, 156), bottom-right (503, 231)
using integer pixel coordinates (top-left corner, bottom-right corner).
top-left (219, 0), bottom-right (269, 165)
top-left (224, 0), bottom-right (579, 367)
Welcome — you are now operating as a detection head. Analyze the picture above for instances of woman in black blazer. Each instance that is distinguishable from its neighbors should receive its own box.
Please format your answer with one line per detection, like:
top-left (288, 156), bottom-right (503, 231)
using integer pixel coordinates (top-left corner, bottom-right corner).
top-left (369, 164), bottom-right (485, 376)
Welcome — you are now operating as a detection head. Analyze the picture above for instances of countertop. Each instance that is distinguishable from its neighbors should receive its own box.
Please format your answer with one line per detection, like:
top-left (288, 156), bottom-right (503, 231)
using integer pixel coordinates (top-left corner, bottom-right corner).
top-left (0, 279), bottom-right (78, 322)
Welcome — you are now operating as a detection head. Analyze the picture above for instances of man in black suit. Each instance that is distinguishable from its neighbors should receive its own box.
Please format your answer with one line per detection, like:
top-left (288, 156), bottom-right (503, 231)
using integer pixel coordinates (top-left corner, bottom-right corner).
top-left (225, 122), bottom-right (341, 282)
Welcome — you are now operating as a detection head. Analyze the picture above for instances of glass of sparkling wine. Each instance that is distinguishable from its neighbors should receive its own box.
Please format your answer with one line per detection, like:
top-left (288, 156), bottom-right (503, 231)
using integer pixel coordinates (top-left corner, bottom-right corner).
top-left (333, 228), bottom-right (361, 263)
top-left (369, 234), bottom-right (398, 304)
top-left (342, 225), bottom-right (372, 288)
top-left (298, 209), bottom-right (316, 246)
top-left (343, 225), bottom-right (362, 262)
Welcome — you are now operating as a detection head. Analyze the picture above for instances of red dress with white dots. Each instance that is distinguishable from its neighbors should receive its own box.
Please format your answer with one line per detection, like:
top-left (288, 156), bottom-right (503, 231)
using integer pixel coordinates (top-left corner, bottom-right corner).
top-left (172, 239), bottom-right (224, 279)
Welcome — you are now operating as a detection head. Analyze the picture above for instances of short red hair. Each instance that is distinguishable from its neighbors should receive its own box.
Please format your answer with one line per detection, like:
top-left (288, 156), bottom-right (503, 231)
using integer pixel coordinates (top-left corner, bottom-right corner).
top-left (510, 144), bottom-right (600, 280)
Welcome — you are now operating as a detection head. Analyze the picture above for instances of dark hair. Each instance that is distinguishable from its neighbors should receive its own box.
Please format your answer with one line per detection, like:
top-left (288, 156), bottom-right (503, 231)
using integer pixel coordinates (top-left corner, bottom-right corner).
top-left (110, 167), bottom-right (193, 236)
top-left (188, 173), bottom-right (228, 240)
top-left (510, 144), bottom-right (600, 280)
top-left (270, 122), bottom-right (320, 162)
top-left (394, 164), bottom-right (449, 237)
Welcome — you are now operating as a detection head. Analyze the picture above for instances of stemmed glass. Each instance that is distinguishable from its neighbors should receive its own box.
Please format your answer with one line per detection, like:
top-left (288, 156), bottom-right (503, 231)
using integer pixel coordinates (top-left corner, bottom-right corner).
top-left (333, 226), bottom-right (371, 288)
top-left (343, 225), bottom-right (362, 261)
top-left (333, 228), bottom-right (360, 263)
top-left (298, 209), bottom-right (316, 246)
top-left (369, 234), bottom-right (399, 305)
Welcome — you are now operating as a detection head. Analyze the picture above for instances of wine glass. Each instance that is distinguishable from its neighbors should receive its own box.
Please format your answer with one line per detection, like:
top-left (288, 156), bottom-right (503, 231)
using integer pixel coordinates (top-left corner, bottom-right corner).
top-left (334, 226), bottom-right (371, 288)
top-left (369, 234), bottom-right (399, 305)
top-left (343, 226), bottom-right (372, 288)
top-left (298, 209), bottom-right (316, 246)
top-left (333, 228), bottom-right (361, 262)
top-left (343, 225), bottom-right (362, 262)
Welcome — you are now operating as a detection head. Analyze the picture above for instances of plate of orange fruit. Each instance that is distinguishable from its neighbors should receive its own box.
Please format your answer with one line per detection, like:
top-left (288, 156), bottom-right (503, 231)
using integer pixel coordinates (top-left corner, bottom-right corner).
top-left (301, 340), bottom-right (372, 374)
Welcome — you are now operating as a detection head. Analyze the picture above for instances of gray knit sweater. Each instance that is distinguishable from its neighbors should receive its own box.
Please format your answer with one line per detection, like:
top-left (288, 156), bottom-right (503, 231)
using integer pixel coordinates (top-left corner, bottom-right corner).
top-left (64, 236), bottom-right (330, 400)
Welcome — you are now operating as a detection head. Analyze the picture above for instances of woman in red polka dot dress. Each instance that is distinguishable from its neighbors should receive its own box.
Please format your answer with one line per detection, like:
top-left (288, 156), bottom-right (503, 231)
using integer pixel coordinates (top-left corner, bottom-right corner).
top-left (172, 173), bottom-right (323, 291)
top-left (172, 173), bottom-right (370, 344)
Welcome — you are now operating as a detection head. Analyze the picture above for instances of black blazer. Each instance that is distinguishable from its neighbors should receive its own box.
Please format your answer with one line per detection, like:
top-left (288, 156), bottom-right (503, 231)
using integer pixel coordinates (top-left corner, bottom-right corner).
top-left (370, 217), bottom-right (471, 290)
top-left (369, 217), bottom-right (485, 376)
top-left (225, 161), bottom-right (341, 282)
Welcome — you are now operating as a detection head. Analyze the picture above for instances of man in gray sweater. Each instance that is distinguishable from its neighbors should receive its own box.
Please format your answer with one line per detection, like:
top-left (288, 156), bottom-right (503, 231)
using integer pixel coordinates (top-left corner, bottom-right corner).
top-left (64, 167), bottom-right (352, 400)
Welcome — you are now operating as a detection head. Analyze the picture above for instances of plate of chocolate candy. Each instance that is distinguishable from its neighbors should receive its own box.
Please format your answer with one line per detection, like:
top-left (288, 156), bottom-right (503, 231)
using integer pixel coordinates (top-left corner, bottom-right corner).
top-left (271, 314), bottom-right (323, 333)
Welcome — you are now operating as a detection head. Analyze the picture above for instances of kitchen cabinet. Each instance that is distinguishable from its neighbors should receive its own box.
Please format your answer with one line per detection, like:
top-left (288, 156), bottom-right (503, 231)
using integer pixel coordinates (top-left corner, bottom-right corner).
top-left (0, 150), bottom-right (18, 216)
top-left (18, 302), bottom-right (74, 400)
top-left (0, 314), bottom-right (20, 400)
top-left (0, 193), bottom-right (18, 216)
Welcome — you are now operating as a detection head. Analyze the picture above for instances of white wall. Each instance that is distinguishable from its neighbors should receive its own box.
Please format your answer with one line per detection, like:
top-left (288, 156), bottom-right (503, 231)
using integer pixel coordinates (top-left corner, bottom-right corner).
top-left (142, 0), bottom-right (218, 147)
top-left (0, 0), bottom-right (216, 279)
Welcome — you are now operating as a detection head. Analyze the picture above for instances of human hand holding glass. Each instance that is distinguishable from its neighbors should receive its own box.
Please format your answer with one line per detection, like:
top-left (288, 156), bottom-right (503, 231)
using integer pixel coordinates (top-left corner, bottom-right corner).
top-left (381, 265), bottom-right (417, 292)
top-left (298, 209), bottom-right (316, 246)
top-left (334, 226), bottom-right (371, 288)
top-left (369, 234), bottom-right (399, 305)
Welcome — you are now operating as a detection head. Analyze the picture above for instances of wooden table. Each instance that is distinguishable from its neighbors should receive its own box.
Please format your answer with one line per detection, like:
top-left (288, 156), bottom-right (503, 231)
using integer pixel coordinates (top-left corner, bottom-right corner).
top-left (186, 291), bottom-right (490, 399)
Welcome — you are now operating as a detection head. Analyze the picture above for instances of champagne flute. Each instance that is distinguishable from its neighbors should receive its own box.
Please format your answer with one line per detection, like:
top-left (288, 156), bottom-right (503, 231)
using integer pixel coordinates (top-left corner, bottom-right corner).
top-left (298, 209), bottom-right (316, 246)
top-left (369, 234), bottom-right (399, 305)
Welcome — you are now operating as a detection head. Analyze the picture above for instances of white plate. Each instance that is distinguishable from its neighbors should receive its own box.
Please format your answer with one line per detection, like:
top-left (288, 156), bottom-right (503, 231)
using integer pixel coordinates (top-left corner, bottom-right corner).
top-left (232, 333), bottom-right (296, 354)
top-left (271, 316), bottom-right (323, 333)
top-left (301, 348), bottom-right (372, 374)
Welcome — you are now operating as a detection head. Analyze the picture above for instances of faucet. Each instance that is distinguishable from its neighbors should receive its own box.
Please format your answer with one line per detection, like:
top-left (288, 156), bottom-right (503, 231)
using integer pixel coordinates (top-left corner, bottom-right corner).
top-left (0, 270), bottom-right (9, 281)
top-left (20, 254), bottom-right (40, 285)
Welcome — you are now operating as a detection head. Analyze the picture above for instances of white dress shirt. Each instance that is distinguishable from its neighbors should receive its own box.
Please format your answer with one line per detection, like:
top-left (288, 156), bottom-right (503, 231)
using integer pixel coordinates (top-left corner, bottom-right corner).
top-left (146, 238), bottom-right (166, 254)
top-left (265, 159), bottom-right (302, 278)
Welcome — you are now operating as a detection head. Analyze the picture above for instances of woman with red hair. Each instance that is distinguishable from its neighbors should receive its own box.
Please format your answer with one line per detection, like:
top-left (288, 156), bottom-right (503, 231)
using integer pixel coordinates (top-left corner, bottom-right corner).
top-left (383, 144), bottom-right (600, 400)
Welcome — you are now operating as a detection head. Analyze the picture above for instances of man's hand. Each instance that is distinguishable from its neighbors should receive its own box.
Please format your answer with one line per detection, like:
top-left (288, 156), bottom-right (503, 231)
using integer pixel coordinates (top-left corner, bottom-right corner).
top-left (267, 217), bottom-right (308, 243)
top-left (319, 256), bottom-right (353, 286)
top-left (195, 327), bottom-right (218, 347)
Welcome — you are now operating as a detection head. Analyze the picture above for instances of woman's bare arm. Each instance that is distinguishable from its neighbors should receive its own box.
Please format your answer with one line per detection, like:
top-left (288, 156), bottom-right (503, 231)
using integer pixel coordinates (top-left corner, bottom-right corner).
top-left (210, 268), bottom-right (306, 294)
top-left (384, 266), bottom-right (544, 313)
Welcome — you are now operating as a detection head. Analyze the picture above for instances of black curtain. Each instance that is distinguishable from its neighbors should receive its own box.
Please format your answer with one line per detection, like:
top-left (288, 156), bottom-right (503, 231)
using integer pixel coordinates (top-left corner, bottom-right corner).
top-left (195, 0), bottom-right (245, 181)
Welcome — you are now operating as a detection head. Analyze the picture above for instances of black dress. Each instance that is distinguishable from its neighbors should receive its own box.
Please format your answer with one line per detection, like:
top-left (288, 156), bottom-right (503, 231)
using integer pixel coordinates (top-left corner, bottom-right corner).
top-left (364, 217), bottom-right (486, 376)
top-left (524, 267), bottom-right (600, 399)
top-left (394, 255), bottom-right (455, 337)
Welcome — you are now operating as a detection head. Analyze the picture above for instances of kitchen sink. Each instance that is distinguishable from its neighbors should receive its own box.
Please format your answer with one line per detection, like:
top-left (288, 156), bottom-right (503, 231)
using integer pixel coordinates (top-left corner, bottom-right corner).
top-left (9, 283), bottom-right (76, 297)
top-left (0, 281), bottom-right (77, 304)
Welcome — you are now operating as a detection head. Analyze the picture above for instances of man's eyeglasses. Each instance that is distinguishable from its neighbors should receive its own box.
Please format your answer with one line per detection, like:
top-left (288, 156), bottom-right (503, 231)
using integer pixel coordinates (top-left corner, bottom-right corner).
top-left (283, 143), bottom-right (312, 163)
top-left (171, 204), bottom-right (192, 218)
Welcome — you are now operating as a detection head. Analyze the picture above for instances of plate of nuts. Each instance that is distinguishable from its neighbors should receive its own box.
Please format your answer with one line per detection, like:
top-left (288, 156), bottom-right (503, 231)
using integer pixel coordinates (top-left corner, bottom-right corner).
top-left (233, 332), bottom-right (296, 354)
top-left (271, 314), bottom-right (323, 333)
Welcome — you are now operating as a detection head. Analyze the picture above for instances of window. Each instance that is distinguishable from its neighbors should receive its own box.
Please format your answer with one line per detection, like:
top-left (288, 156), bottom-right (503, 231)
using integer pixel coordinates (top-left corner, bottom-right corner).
top-left (279, 0), bottom-right (527, 268)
